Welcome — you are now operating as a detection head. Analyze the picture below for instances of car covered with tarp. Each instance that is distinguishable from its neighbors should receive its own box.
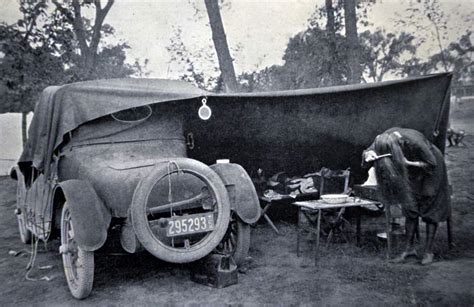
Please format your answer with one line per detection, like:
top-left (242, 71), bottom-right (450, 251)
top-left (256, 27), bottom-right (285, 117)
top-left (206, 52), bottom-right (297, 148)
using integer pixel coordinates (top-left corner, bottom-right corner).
top-left (11, 73), bottom-right (451, 298)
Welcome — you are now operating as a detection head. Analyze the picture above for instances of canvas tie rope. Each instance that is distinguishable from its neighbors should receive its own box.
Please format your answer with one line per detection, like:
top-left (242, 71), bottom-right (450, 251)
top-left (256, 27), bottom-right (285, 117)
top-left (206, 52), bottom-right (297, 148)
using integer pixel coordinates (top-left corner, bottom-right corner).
top-left (433, 85), bottom-right (451, 137)
top-left (167, 161), bottom-right (183, 248)
top-left (24, 236), bottom-right (52, 282)
top-left (167, 161), bottom-right (183, 206)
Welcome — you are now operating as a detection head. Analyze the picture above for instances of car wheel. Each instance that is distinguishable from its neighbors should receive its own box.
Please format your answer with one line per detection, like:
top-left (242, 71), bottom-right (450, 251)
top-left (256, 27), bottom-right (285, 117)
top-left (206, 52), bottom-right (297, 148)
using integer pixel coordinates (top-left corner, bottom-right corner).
top-left (15, 178), bottom-right (31, 244)
top-left (60, 202), bottom-right (94, 299)
top-left (131, 158), bottom-right (230, 263)
top-left (215, 213), bottom-right (250, 266)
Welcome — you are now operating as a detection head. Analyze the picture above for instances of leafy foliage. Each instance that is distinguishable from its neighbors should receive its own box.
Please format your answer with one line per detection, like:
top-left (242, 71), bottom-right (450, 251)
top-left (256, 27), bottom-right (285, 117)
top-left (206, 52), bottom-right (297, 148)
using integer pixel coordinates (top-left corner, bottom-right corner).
top-left (166, 1), bottom-right (236, 92)
top-left (360, 29), bottom-right (417, 82)
top-left (0, 0), bottom-right (147, 114)
top-left (238, 27), bottom-right (419, 92)
top-left (237, 0), bottom-right (408, 91)
top-left (237, 2), bottom-right (353, 92)
top-left (239, 1), bottom-right (471, 92)
top-left (278, 27), bottom-right (350, 89)
top-left (0, 0), bottom-right (62, 113)
top-left (400, 31), bottom-right (474, 86)
top-left (395, 0), bottom-right (473, 86)
top-left (237, 0), bottom-right (380, 91)
top-left (166, 26), bottom-right (222, 92)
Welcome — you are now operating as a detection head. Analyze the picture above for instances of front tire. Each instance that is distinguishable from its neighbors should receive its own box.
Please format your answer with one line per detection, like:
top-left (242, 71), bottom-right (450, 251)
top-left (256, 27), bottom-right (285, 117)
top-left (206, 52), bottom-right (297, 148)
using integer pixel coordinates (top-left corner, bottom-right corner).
top-left (16, 209), bottom-right (32, 244)
top-left (60, 202), bottom-right (94, 299)
top-left (15, 178), bottom-right (31, 244)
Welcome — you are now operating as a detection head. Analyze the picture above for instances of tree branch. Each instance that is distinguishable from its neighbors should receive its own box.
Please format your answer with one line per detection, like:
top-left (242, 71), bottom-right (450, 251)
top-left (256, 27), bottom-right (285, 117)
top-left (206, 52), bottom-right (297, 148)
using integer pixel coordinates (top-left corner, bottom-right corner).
top-left (51, 0), bottom-right (74, 23)
top-left (428, 14), bottom-right (449, 72)
top-left (21, 12), bottom-right (35, 43)
top-left (89, 0), bottom-right (114, 61)
top-left (21, 1), bottom-right (46, 44)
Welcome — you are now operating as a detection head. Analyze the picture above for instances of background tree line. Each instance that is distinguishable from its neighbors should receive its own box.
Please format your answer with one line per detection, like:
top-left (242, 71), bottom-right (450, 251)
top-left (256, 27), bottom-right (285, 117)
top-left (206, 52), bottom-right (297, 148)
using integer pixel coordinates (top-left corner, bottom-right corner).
top-left (169, 0), bottom-right (472, 92)
top-left (1, 0), bottom-right (472, 145)
top-left (0, 0), bottom-right (148, 146)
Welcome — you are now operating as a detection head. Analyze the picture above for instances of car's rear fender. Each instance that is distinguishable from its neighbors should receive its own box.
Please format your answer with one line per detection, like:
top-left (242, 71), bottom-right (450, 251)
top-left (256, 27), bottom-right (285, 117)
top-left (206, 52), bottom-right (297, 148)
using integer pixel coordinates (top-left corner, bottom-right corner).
top-left (210, 163), bottom-right (261, 224)
top-left (55, 180), bottom-right (111, 251)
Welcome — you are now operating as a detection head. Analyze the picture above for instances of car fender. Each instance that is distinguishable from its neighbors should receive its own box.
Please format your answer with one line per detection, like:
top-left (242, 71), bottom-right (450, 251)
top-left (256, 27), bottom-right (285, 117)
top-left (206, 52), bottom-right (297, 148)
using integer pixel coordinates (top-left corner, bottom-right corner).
top-left (57, 180), bottom-right (111, 251)
top-left (210, 163), bottom-right (261, 224)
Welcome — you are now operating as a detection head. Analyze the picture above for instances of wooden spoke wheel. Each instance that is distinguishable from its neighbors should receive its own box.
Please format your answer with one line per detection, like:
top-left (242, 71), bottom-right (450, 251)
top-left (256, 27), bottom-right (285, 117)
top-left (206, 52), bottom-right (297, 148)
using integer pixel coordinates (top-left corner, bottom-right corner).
top-left (215, 213), bottom-right (250, 266)
top-left (60, 203), bottom-right (94, 299)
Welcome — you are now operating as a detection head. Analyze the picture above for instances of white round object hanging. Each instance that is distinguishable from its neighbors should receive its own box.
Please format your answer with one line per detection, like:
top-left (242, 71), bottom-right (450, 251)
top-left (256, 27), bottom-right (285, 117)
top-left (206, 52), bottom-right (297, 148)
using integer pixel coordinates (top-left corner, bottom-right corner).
top-left (199, 105), bottom-right (212, 120)
top-left (198, 97), bottom-right (212, 120)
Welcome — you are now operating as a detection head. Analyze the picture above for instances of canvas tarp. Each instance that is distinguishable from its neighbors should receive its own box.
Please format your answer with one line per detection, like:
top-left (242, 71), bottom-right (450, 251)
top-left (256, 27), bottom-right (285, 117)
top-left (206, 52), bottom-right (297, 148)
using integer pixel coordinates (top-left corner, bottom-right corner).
top-left (185, 73), bottom-right (452, 182)
top-left (19, 78), bottom-right (206, 176)
top-left (19, 74), bottom-right (451, 180)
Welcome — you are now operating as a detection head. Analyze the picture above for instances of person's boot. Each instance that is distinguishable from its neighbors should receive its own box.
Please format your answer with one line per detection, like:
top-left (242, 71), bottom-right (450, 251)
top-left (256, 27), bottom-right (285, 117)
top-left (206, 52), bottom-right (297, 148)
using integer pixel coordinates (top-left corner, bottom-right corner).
top-left (421, 252), bottom-right (434, 265)
top-left (390, 249), bottom-right (418, 263)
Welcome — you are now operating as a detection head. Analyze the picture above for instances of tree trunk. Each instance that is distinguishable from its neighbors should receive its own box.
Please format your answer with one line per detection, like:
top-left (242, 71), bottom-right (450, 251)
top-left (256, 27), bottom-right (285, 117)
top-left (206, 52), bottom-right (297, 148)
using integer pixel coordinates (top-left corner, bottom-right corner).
top-left (54, 0), bottom-right (114, 75)
top-left (21, 112), bottom-right (28, 149)
top-left (204, 0), bottom-right (239, 92)
top-left (89, 0), bottom-right (115, 68)
top-left (326, 0), bottom-right (339, 85)
top-left (344, 0), bottom-right (362, 84)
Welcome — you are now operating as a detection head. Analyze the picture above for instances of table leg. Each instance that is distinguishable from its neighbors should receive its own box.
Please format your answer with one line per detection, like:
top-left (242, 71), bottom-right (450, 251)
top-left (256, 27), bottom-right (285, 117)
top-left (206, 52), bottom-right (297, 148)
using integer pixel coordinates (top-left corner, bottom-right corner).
top-left (263, 214), bottom-right (281, 235)
top-left (315, 209), bottom-right (321, 265)
top-left (385, 204), bottom-right (392, 260)
top-left (297, 207), bottom-right (301, 257)
top-left (261, 202), bottom-right (271, 215)
top-left (356, 207), bottom-right (361, 246)
top-left (414, 217), bottom-right (420, 242)
top-left (260, 202), bottom-right (281, 235)
top-left (447, 216), bottom-right (453, 249)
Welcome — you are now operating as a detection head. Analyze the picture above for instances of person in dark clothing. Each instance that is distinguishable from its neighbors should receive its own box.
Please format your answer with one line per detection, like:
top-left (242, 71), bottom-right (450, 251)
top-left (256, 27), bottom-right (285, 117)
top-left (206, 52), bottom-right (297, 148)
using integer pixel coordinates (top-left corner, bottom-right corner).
top-left (362, 127), bottom-right (451, 265)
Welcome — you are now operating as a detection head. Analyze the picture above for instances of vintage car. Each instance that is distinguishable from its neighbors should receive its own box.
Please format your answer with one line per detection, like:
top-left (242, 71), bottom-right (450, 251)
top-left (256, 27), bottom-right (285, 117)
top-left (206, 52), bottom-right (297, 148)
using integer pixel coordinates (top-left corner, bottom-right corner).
top-left (11, 74), bottom-right (451, 299)
top-left (11, 79), bottom-right (262, 299)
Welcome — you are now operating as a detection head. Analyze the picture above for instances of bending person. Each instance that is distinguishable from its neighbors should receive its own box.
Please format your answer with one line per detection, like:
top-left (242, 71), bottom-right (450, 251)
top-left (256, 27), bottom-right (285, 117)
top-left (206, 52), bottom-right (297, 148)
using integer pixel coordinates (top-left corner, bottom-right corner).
top-left (362, 127), bottom-right (450, 265)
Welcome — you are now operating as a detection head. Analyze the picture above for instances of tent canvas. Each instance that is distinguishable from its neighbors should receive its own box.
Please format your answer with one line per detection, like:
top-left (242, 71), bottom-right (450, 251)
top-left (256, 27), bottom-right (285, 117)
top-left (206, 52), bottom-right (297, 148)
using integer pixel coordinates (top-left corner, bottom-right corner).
top-left (19, 73), bottom-right (451, 183)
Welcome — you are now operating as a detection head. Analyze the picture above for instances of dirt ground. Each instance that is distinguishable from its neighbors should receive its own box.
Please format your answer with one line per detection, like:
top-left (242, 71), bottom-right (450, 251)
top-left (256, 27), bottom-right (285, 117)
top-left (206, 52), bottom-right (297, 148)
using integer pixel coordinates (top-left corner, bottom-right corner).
top-left (1, 104), bottom-right (473, 305)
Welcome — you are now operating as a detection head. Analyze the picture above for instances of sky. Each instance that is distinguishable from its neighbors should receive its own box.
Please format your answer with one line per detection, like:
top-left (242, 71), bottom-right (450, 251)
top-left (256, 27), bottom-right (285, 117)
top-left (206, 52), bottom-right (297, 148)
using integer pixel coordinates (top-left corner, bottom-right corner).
top-left (0, 0), bottom-right (473, 166)
top-left (1, 0), bottom-right (472, 79)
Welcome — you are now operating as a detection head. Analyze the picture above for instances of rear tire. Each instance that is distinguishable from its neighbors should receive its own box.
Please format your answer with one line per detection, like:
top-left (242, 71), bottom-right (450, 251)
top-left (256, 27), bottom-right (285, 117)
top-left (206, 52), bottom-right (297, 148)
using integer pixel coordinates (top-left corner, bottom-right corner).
top-left (60, 202), bottom-right (94, 299)
top-left (215, 214), bottom-right (250, 266)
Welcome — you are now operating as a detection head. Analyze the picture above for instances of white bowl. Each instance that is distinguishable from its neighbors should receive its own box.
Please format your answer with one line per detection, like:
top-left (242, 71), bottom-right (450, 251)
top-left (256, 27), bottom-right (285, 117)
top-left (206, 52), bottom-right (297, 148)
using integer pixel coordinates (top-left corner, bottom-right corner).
top-left (320, 194), bottom-right (349, 204)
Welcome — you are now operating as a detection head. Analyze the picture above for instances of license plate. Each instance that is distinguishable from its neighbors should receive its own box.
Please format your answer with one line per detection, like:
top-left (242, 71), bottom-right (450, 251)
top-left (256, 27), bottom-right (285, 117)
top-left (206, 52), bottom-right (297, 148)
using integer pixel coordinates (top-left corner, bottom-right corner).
top-left (166, 213), bottom-right (215, 237)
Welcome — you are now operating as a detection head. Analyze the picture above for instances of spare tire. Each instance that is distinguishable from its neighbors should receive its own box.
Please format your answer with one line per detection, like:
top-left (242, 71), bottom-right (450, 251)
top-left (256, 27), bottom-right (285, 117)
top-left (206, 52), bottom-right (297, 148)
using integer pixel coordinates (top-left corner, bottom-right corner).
top-left (131, 158), bottom-right (230, 263)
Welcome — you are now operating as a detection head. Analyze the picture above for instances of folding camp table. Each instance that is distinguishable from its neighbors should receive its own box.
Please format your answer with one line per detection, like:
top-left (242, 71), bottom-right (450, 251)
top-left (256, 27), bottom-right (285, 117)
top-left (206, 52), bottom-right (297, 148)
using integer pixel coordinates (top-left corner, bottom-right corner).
top-left (258, 192), bottom-right (319, 235)
top-left (293, 197), bottom-right (381, 261)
